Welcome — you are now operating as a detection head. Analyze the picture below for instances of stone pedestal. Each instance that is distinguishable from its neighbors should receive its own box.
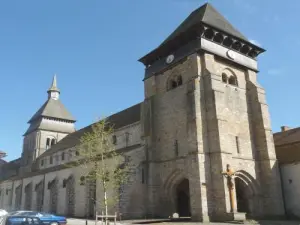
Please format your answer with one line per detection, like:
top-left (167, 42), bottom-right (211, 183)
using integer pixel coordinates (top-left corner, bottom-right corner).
top-left (230, 212), bottom-right (246, 221)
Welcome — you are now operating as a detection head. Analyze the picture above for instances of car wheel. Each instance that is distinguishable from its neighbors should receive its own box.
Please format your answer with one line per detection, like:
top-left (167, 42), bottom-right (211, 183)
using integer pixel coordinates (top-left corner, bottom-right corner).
top-left (50, 222), bottom-right (59, 225)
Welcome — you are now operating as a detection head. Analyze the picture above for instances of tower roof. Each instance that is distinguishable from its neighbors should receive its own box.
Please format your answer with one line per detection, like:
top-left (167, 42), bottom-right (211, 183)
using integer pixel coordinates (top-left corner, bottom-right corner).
top-left (27, 76), bottom-right (75, 124)
top-left (139, 3), bottom-right (264, 67)
top-left (47, 74), bottom-right (60, 93)
top-left (161, 3), bottom-right (248, 45)
top-left (28, 98), bottom-right (75, 123)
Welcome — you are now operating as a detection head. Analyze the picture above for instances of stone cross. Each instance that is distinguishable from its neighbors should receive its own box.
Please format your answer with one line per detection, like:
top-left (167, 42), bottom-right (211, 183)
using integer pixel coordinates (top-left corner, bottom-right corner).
top-left (221, 164), bottom-right (236, 213)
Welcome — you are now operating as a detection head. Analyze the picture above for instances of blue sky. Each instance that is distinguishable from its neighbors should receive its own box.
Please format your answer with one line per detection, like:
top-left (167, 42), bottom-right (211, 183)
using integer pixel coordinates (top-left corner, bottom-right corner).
top-left (1, 0), bottom-right (299, 161)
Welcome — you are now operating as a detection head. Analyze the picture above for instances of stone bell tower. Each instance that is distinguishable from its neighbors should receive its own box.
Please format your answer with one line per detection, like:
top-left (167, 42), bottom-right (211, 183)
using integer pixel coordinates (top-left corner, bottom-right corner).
top-left (139, 3), bottom-right (284, 222)
top-left (20, 75), bottom-right (76, 173)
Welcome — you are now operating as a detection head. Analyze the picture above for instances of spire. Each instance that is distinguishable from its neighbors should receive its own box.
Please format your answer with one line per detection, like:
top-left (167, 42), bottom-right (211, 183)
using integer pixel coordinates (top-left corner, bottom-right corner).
top-left (47, 74), bottom-right (60, 100)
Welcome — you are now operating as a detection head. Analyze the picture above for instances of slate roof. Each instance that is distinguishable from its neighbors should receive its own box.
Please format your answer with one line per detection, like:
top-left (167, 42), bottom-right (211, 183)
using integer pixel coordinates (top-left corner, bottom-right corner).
top-left (139, 3), bottom-right (256, 66)
top-left (39, 102), bottom-right (141, 158)
top-left (273, 127), bottom-right (300, 146)
top-left (28, 98), bottom-right (75, 123)
top-left (161, 3), bottom-right (248, 46)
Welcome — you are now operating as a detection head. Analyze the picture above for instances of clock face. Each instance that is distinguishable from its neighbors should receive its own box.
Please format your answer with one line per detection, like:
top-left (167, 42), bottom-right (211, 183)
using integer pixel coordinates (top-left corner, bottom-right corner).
top-left (166, 54), bottom-right (175, 64)
top-left (226, 50), bottom-right (235, 60)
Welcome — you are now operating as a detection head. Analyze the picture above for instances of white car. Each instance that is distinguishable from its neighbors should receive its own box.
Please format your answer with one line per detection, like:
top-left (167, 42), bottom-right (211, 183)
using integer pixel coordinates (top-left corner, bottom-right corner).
top-left (0, 209), bottom-right (8, 217)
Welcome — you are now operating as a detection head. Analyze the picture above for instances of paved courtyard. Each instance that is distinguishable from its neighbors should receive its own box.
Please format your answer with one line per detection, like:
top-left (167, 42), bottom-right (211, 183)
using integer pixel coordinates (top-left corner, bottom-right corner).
top-left (1, 217), bottom-right (299, 225)
top-left (66, 218), bottom-right (300, 225)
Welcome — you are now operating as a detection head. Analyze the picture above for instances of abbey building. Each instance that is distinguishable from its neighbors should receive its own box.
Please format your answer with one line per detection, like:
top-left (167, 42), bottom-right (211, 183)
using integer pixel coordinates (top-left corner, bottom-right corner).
top-left (0, 3), bottom-right (285, 222)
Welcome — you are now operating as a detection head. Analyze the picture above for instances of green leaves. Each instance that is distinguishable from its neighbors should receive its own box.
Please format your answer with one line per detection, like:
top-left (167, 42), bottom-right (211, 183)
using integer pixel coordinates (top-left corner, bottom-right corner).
top-left (67, 117), bottom-right (133, 214)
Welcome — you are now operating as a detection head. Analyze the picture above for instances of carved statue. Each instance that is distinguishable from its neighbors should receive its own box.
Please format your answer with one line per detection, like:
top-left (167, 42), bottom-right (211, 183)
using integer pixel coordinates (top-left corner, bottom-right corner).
top-left (221, 164), bottom-right (236, 213)
top-left (222, 164), bottom-right (235, 189)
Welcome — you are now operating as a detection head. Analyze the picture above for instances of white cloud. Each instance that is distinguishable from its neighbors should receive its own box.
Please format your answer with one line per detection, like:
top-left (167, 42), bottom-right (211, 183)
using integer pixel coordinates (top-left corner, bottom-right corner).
top-left (249, 39), bottom-right (261, 47)
top-left (267, 69), bottom-right (282, 76)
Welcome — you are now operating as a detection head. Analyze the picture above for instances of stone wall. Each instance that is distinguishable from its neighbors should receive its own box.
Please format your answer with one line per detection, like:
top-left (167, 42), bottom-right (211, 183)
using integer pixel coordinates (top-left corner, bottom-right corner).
top-left (280, 163), bottom-right (300, 219)
top-left (143, 50), bottom-right (285, 221)
top-left (0, 121), bottom-right (145, 219)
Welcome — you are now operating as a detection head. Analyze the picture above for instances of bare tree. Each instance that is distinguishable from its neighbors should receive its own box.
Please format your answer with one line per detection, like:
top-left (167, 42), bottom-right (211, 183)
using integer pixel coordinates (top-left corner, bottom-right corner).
top-left (68, 118), bottom-right (131, 224)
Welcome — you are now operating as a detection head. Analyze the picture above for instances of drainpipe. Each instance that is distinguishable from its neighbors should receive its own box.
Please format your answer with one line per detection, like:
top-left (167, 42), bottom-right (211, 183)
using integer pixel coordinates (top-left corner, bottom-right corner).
top-left (278, 164), bottom-right (288, 219)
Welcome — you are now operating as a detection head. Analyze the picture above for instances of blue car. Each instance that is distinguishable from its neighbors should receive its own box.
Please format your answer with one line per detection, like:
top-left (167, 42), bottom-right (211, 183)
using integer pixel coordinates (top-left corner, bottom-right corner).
top-left (6, 216), bottom-right (43, 225)
top-left (9, 212), bottom-right (67, 225)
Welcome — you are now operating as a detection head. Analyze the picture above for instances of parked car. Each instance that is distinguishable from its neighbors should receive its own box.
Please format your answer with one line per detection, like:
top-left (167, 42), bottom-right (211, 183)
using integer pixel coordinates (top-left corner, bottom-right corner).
top-left (10, 212), bottom-right (66, 225)
top-left (5, 215), bottom-right (42, 225)
top-left (7, 212), bottom-right (31, 216)
top-left (0, 210), bottom-right (8, 217)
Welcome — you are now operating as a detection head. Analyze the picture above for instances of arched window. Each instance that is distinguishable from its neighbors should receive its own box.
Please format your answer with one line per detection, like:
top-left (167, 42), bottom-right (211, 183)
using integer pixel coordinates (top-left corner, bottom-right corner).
top-left (221, 69), bottom-right (238, 87)
top-left (63, 179), bottom-right (67, 188)
top-left (112, 135), bottom-right (117, 145)
top-left (228, 76), bottom-right (238, 86)
top-left (80, 176), bottom-right (85, 185)
top-left (168, 75), bottom-right (183, 90)
top-left (46, 138), bottom-right (50, 150)
top-left (61, 152), bottom-right (65, 161)
top-left (222, 73), bottom-right (228, 83)
top-left (51, 139), bottom-right (56, 146)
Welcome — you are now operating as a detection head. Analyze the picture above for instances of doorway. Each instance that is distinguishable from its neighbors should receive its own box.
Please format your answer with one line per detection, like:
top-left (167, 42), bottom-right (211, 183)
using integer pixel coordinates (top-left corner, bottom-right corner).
top-left (235, 178), bottom-right (249, 213)
top-left (176, 179), bottom-right (191, 217)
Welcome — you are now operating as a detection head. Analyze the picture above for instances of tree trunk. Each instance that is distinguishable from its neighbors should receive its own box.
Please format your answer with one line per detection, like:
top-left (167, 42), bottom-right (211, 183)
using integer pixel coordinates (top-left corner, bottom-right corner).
top-left (101, 153), bottom-right (108, 225)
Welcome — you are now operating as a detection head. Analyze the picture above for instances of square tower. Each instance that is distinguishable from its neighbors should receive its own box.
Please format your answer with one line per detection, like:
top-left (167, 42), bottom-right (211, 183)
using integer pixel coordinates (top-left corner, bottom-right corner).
top-left (20, 75), bottom-right (76, 173)
top-left (140, 3), bottom-right (285, 222)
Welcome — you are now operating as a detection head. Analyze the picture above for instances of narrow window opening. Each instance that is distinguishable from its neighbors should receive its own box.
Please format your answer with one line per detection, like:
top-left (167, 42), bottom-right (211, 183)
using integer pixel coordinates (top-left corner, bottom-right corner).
top-left (222, 73), bottom-right (228, 83)
top-left (169, 75), bottom-right (183, 90)
top-left (80, 176), bottom-right (85, 185)
top-left (51, 139), bottom-right (56, 146)
top-left (50, 156), bottom-right (53, 164)
top-left (46, 138), bottom-right (50, 150)
top-left (142, 168), bottom-right (145, 184)
top-left (235, 136), bottom-right (240, 154)
top-left (125, 132), bottom-right (130, 146)
top-left (171, 80), bottom-right (177, 89)
top-left (75, 151), bottom-right (80, 156)
top-left (61, 152), bottom-right (65, 161)
top-left (174, 140), bottom-right (179, 156)
top-left (63, 179), bottom-right (67, 188)
top-left (228, 76), bottom-right (237, 86)
top-left (112, 135), bottom-right (117, 145)
top-left (41, 159), bottom-right (44, 166)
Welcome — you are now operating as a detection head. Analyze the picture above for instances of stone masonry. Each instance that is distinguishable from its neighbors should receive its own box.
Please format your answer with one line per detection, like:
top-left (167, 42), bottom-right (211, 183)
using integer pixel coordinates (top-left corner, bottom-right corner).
top-left (0, 3), bottom-right (285, 223)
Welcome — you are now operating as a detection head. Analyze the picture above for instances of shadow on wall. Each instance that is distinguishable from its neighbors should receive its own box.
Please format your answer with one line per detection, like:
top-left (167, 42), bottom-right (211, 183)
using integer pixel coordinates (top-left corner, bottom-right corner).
top-left (246, 77), bottom-right (285, 220)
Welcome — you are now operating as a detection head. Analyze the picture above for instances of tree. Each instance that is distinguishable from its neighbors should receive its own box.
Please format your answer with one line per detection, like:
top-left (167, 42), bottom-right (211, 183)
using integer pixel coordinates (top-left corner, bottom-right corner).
top-left (68, 118), bottom-right (132, 224)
